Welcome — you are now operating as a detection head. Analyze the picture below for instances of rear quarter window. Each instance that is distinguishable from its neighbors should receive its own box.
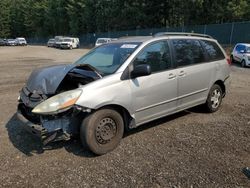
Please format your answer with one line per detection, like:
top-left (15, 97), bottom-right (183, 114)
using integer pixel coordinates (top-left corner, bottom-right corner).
top-left (200, 40), bottom-right (225, 61)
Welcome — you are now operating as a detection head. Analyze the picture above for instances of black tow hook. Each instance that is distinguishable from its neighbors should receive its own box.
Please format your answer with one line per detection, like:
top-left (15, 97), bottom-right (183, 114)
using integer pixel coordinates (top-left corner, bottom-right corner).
top-left (242, 167), bottom-right (250, 179)
top-left (42, 132), bottom-right (58, 145)
top-left (42, 129), bottom-right (71, 145)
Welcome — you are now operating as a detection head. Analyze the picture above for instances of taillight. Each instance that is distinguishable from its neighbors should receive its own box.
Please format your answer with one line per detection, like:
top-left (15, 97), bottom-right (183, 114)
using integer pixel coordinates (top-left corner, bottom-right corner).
top-left (227, 57), bottom-right (231, 65)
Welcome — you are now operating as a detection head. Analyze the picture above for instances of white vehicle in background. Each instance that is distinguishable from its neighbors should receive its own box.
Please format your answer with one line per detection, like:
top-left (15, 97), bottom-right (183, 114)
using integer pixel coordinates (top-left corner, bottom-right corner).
top-left (231, 43), bottom-right (250, 67)
top-left (95, 38), bottom-right (112, 46)
top-left (54, 36), bottom-right (64, 48)
top-left (47, 39), bottom-right (55, 47)
top-left (6, 39), bottom-right (17, 46)
top-left (15, 38), bottom-right (27, 46)
top-left (60, 37), bottom-right (80, 49)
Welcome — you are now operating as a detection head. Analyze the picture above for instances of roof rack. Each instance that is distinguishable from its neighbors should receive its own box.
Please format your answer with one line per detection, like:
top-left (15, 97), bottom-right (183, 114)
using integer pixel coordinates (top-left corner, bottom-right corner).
top-left (154, 32), bottom-right (213, 39)
top-left (118, 35), bottom-right (149, 39)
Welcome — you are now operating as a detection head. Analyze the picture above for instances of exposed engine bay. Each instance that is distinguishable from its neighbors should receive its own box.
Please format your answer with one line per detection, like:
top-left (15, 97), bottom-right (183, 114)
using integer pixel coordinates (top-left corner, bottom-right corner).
top-left (19, 64), bottom-right (101, 108)
top-left (18, 64), bottom-right (102, 143)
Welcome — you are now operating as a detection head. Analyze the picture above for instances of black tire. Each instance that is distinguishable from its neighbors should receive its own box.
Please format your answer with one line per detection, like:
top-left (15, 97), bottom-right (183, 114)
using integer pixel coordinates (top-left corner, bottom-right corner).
top-left (80, 108), bottom-right (124, 155)
top-left (205, 84), bottom-right (223, 113)
top-left (241, 60), bottom-right (246, 68)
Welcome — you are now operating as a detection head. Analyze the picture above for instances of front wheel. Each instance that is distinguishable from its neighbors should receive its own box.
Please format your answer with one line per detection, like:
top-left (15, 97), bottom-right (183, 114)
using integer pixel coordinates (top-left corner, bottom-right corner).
top-left (241, 60), bottom-right (246, 68)
top-left (205, 84), bottom-right (223, 113)
top-left (230, 55), bottom-right (235, 64)
top-left (80, 108), bottom-right (124, 155)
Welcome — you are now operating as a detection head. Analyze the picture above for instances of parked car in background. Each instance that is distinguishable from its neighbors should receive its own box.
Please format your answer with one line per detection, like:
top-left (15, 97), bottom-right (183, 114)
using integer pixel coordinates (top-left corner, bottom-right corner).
top-left (17, 32), bottom-right (230, 155)
top-left (0, 38), bottom-right (6, 46)
top-left (95, 38), bottom-right (112, 46)
top-left (15, 37), bottom-right (27, 46)
top-left (60, 37), bottom-right (80, 49)
top-left (231, 43), bottom-right (250, 67)
top-left (47, 39), bottom-right (55, 47)
top-left (6, 39), bottom-right (17, 46)
top-left (54, 36), bottom-right (64, 48)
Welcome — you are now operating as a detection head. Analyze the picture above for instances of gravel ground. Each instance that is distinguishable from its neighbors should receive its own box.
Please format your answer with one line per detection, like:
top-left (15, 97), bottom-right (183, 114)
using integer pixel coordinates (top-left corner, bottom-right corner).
top-left (0, 46), bottom-right (250, 187)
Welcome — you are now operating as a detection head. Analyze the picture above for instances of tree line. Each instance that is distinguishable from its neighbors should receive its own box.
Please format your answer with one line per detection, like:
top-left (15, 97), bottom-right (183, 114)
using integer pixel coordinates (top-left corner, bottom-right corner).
top-left (0, 0), bottom-right (250, 38)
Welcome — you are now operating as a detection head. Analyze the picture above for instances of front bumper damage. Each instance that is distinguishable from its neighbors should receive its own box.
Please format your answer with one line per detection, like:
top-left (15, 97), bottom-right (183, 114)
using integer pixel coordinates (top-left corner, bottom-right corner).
top-left (16, 64), bottom-right (100, 145)
top-left (17, 104), bottom-right (83, 145)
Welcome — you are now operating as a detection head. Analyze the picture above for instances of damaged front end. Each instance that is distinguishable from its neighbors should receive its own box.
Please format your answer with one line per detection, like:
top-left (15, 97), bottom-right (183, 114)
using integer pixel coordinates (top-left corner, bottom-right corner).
top-left (17, 104), bottom-right (83, 145)
top-left (17, 64), bottom-right (101, 144)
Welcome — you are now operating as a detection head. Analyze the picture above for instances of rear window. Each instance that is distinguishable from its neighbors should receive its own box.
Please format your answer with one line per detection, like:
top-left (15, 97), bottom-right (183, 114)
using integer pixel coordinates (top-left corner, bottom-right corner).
top-left (200, 40), bottom-right (225, 61)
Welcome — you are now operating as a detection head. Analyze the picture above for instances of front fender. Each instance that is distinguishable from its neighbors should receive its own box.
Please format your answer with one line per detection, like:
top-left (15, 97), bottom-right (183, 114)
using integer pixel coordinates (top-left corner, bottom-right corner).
top-left (75, 78), bottom-right (133, 117)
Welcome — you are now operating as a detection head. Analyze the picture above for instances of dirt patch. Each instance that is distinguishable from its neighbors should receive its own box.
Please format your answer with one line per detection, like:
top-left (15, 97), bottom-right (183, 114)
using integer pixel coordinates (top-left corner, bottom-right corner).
top-left (0, 46), bottom-right (250, 187)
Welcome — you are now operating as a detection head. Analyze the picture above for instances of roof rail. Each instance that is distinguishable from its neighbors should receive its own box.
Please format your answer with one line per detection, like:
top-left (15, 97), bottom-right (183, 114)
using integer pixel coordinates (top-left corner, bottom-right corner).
top-left (118, 35), bottom-right (149, 39)
top-left (154, 32), bottom-right (213, 39)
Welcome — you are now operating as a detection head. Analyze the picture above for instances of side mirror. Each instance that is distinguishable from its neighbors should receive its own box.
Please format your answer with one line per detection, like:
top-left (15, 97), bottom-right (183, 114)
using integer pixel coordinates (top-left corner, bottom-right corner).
top-left (131, 64), bottom-right (151, 79)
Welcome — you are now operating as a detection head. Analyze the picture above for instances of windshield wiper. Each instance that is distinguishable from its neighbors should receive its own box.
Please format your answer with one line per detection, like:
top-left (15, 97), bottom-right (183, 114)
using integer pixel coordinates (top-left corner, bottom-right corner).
top-left (76, 64), bottom-right (104, 77)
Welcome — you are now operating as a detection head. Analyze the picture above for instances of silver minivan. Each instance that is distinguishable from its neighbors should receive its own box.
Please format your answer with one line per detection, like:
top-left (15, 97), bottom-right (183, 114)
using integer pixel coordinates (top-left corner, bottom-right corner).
top-left (17, 33), bottom-right (230, 155)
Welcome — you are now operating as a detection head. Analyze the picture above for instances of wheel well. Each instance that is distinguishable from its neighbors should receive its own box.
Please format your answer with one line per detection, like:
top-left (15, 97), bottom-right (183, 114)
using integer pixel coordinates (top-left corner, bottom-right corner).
top-left (214, 80), bottom-right (225, 96)
top-left (98, 104), bottom-right (133, 131)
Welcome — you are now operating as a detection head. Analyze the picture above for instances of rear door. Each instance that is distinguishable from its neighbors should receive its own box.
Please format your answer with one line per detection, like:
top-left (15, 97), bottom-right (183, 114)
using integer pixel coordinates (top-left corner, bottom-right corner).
top-left (130, 40), bottom-right (178, 125)
top-left (171, 39), bottom-right (213, 110)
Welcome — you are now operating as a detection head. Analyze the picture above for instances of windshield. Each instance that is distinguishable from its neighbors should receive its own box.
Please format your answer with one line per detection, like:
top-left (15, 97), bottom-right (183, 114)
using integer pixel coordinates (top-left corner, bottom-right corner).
top-left (74, 42), bottom-right (141, 75)
top-left (63, 39), bottom-right (72, 42)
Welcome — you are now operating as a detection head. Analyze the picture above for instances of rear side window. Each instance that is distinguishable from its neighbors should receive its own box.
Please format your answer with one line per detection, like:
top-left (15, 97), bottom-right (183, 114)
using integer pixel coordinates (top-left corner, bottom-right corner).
top-left (200, 40), bottom-right (225, 61)
top-left (172, 39), bottom-right (205, 67)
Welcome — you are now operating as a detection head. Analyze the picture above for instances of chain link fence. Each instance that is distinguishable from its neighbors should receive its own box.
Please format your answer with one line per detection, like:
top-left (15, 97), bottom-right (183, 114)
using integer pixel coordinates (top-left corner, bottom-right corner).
top-left (27, 21), bottom-right (250, 47)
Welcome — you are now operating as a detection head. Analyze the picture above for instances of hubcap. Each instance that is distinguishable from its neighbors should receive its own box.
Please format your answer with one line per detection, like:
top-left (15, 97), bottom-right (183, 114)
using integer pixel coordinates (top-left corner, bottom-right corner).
top-left (211, 89), bottom-right (221, 109)
top-left (95, 117), bottom-right (117, 144)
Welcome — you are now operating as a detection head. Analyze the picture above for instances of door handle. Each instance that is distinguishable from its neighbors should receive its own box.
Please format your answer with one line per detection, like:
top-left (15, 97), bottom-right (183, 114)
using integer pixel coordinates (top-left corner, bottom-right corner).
top-left (168, 73), bottom-right (176, 79)
top-left (179, 70), bottom-right (186, 76)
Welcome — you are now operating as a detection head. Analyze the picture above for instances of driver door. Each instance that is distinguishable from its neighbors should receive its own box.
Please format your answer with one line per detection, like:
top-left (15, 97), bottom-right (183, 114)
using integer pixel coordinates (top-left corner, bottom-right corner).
top-left (130, 41), bottom-right (178, 125)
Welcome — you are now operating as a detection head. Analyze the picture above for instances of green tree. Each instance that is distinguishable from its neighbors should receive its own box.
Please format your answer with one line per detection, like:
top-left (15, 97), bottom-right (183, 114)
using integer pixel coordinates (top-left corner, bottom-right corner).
top-left (0, 0), bottom-right (11, 38)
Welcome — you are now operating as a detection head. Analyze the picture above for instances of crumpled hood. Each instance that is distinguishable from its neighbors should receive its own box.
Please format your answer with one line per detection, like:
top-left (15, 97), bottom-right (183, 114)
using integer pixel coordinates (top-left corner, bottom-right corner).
top-left (25, 64), bottom-right (102, 95)
top-left (26, 64), bottom-right (75, 94)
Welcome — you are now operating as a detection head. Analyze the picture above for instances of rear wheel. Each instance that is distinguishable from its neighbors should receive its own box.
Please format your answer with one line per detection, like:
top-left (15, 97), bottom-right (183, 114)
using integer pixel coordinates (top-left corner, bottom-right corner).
top-left (205, 84), bottom-right (223, 113)
top-left (80, 108), bottom-right (124, 155)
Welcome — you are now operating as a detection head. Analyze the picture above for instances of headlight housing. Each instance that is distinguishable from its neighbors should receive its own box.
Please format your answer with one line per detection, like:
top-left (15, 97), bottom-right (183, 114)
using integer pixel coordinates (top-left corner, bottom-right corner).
top-left (32, 89), bottom-right (82, 115)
